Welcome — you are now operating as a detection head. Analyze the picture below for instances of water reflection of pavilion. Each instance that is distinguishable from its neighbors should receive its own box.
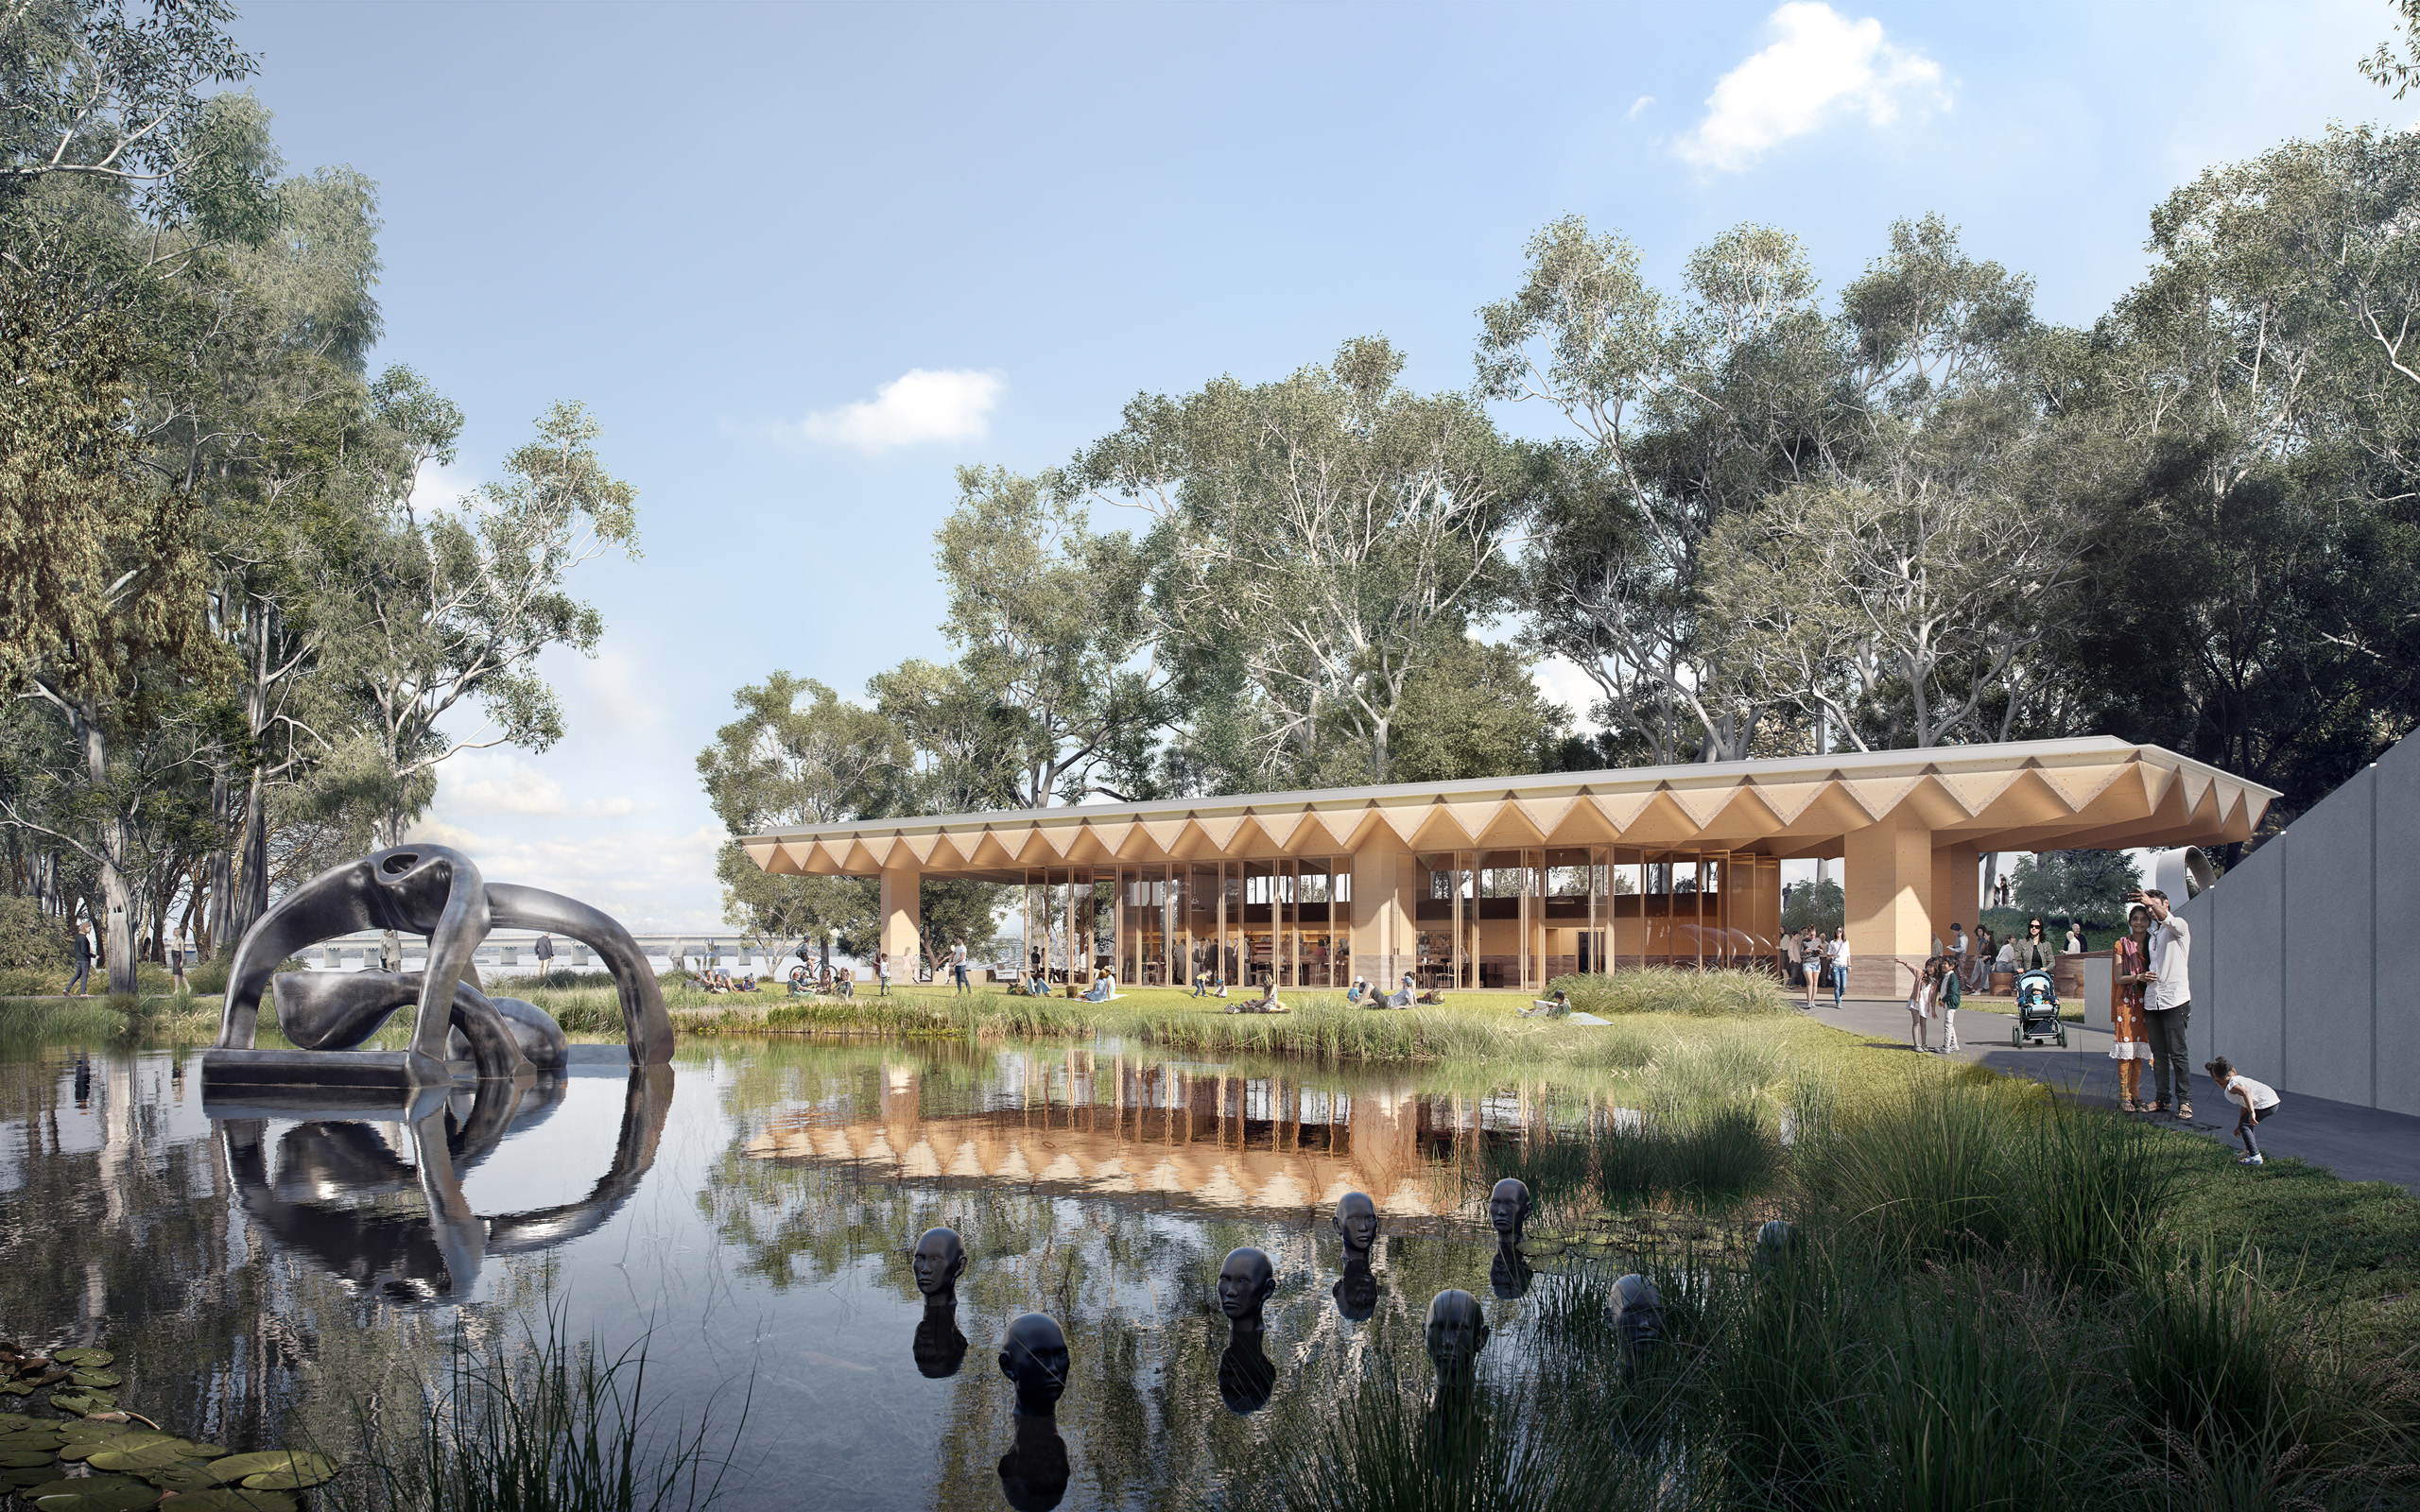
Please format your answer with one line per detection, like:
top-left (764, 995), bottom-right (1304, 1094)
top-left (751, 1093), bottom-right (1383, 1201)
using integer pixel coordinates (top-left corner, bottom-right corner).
top-left (742, 1052), bottom-right (1553, 1221)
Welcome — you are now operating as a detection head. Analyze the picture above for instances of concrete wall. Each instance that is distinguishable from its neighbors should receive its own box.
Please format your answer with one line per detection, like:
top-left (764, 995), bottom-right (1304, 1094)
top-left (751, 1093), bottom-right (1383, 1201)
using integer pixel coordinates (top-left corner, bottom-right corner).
top-left (2180, 732), bottom-right (2420, 1112)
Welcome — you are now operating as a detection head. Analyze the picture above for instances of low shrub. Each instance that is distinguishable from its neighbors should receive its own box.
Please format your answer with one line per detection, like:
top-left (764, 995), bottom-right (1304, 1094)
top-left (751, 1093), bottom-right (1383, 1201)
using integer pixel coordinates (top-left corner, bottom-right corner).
top-left (0, 897), bottom-right (74, 971)
top-left (1546, 966), bottom-right (1790, 1017)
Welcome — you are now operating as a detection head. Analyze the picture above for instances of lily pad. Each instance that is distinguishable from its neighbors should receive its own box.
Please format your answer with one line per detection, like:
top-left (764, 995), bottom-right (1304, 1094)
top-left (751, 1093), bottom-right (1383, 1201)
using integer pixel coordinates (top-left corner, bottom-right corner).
top-left (49, 1392), bottom-right (114, 1416)
top-left (69, 1372), bottom-right (121, 1390)
top-left (32, 1485), bottom-right (164, 1512)
top-left (5, 1466), bottom-right (66, 1487)
top-left (50, 1351), bottom-right (112, 1368)
top-left (19, 1477), bottom-right (146, 1499)
top-left (155, 1491), bottom-right (297, 1512)
top-left (210, 1452), bottom-right (336, 1490)
top-left (137, 1462), bottom-right (224, 1491)
top-left (1, 1382), bottom-right (35, 1396)
top-left (0, 1448), bottom-right (60, 1466)
top-left (60, 1430), bottom-right (154, 1459)
top-left (89, 1440), bottom-right (216, 1471)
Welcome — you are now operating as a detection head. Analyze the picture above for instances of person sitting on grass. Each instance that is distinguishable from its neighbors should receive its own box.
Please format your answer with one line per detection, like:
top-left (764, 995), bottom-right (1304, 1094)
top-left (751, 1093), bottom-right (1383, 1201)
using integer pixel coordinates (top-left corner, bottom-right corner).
top-left (1081, 969), bottom-right (1114, 1003)
top-left (1227, 981), bottom-right (1289, 1014)
top-left (1345, 976), bottom-right (1371, 1005)
top-left (787, 965), bottom-right (814, 996)
top-left (734, 972), bottom-right (759, 993)
top-left (834, 966), bottom-right (854, 999)
top-left (2205, 1056), bottom-right (2282, 1166)
top-left (1385, 972), bottom-right (1416, 1009)
top-left (1522, 989), bottom-right (1572, 1019)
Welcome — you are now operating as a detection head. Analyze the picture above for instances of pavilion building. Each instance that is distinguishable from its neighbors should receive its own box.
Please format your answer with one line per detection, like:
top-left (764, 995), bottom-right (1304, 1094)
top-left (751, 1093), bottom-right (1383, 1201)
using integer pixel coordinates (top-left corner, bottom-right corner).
top-left (738, 736), bottom-right (2273, 1000)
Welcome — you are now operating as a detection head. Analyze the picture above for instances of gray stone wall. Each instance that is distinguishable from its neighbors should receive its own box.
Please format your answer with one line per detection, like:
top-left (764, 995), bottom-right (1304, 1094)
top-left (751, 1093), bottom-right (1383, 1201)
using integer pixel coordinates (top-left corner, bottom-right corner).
top-left (2180, 731), bottom-right (2420, 1113)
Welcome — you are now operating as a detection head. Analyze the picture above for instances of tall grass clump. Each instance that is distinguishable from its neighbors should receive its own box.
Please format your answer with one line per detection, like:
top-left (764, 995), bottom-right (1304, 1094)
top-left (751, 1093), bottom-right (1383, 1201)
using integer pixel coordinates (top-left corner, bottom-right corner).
top-left (2029, 1091), bottom-right (2187, 1288)
top-left (1223, 1351), bottom-right (1686, 1512)
top-left (1792, 1074), bottom-right (2025, 1263)
top-left (1547, 966), bottom-right (1791, 1017)
top-left (330, 1312), bottom-right (748, 1512)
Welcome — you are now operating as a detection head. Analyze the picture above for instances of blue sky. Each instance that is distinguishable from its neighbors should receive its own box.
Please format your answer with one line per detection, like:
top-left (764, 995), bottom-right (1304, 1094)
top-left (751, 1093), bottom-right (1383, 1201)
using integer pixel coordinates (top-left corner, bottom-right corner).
top-left (233, 0), bottom-right (2413, 929)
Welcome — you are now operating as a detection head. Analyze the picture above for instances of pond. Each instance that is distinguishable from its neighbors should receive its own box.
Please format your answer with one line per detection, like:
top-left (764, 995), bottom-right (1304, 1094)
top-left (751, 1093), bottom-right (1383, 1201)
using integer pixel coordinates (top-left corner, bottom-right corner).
top-left (0, 1037), bottom-right (1664, 1510)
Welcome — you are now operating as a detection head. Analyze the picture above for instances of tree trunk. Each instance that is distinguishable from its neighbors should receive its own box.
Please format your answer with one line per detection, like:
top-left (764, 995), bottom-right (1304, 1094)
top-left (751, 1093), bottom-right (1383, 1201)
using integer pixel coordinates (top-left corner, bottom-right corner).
top-left (204, 764), bottom-right (235, 956)
top-left (72, 700), bottom-right (140, 997)
top-left (228, 765), bottom-right (269, 944)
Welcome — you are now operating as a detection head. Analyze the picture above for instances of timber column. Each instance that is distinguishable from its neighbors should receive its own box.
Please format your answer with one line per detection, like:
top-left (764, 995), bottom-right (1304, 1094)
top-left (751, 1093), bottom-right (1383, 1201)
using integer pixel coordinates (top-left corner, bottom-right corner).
top-left (1843, 817), bottom-right (1932, 1000)
top-left (879, 863), bottom-right (921, 985)
top-left (1930, 842), bottom-right (1979, 957)
top-left (1350, 847), bottom-right (1418, 991)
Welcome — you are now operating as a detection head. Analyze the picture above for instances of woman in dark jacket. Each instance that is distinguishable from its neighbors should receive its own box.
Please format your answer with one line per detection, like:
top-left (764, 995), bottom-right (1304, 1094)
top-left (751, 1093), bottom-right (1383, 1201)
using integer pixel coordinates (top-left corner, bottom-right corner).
top-left (2012, 918), bottom-right (2056, 974)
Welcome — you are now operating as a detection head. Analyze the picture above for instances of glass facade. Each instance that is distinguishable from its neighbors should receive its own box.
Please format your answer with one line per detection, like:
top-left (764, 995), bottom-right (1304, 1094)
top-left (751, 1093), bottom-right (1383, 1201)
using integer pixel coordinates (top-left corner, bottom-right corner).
top-left (1409, 847), bottom-right (1782, 990)
top-left (1023, 863), bottom-right (1356, 988)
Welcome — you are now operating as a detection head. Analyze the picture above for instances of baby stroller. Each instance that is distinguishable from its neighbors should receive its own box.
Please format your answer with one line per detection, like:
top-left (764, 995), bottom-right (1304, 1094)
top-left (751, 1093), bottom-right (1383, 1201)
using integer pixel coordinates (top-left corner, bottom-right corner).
top-left (2012, 969), bottom-right (2067, 1047)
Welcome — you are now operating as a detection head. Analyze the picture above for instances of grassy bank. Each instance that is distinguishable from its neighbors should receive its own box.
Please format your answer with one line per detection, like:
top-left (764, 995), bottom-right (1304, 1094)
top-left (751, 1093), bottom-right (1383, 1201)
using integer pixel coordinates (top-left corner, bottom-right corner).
top-left (1249, 1069), bottom-right (2420, 1510)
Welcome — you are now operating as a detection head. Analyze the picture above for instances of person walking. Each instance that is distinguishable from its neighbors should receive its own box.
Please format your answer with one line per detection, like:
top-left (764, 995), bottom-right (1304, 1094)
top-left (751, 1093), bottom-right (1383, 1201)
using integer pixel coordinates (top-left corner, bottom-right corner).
top-left (1784, 929), bottom-right (1804, 1004)
top-left (1828, 929), bottom-right (1850, 1007)
top-left (1969, 926), bottom-right (1996, 990)
top-left (2112, 903), bottom-right (2155, 1111)
top-left (534, 932), bottom-right (556, 975)
top-left (68, 926), bottom-right (93, 997)
top-left (950, 938), bottom-right (970, 996)
top-left (2013, 919), bottom-right (2055, 976)
top-left (2064, 921), bottom-right (2084, 954)
top-left (876, 951), bottom-right (891, 997)
top-left (2133, 886), bottom-right (2194, 1119)
top-left (1798, 930), bottom-right (1821, 1005)
top-left (2204, 1055), bottom-right (2280, 1165)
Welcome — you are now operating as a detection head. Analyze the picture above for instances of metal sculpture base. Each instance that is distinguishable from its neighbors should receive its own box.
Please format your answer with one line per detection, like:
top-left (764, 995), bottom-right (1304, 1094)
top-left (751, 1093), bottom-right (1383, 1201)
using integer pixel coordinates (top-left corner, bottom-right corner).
top-left (202, 1048), bottom-right (452, 1097)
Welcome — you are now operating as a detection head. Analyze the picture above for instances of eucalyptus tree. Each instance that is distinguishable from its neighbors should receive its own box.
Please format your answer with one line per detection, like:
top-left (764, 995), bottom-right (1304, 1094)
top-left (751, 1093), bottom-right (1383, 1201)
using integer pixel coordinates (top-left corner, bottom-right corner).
top-left (0, 0), bottom-right (277, 987)
top-left (1479, 217), bottom-right (1852, 763)
top-left (931, 465), bottom-right (1167, 806)
top-left (2054, 128), bottom-right (2420, 815)
top-left (1074, 335), bottom-right (1523, 787)
top-left (316, 386), bottom-right (639, 847)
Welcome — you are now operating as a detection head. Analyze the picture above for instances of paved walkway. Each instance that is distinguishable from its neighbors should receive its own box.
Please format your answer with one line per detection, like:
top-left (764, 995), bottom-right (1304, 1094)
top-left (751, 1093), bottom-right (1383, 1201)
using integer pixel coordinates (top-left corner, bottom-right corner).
top-left (1786, 993), bottom-right (2420, 1194)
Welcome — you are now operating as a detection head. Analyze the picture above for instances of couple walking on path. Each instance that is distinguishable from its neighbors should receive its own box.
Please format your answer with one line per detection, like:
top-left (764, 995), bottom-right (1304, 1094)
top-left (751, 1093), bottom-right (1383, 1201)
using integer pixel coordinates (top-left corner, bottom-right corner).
top-left (1791, 928), bottom-right (1848, 1009)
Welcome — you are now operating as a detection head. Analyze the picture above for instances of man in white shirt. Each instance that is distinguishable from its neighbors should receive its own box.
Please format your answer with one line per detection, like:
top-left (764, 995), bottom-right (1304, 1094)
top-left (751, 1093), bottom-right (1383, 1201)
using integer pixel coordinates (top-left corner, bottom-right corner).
top-left (949, 938), bottom-right (970, 996)
top-left (2135, 886), bottom-right (2194, 1117)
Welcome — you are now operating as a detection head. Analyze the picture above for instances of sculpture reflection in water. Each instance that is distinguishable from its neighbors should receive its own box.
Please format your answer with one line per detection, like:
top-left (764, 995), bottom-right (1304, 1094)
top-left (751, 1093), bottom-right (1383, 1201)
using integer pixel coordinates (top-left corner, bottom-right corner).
top-left (205, 843), bottom-right (674, 1094)
top-left (911, 1227), bottom-right (969, 1379)
top-left (996, 1314), bottom-right (1071, 1511)
top-left (1217, 1246), bottom-right (1277, 1414)
top-left (218, 1064), bottom-right (674, 1300)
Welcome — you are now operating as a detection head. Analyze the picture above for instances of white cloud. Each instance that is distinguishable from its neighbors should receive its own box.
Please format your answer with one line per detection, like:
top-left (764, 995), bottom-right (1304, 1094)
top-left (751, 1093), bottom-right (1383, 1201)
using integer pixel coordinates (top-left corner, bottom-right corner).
top-left (1677, 2), bottom-right (1947, 173)
top-left (432, 750), bottom-right (648, 819)
top-left (1626, 95), bottom-right (1654, 120)
top-left (406, 459), bottom-right (480, 514)
top-left (795, 368), bottom-right (1003, 454)
top-left (402, 816), bottom-right (730, 932)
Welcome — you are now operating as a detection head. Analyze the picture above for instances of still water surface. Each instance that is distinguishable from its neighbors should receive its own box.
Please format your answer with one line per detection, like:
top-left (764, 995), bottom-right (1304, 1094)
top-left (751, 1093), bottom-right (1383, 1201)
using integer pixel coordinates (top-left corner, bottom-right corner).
top-left (0, 1039), bottom-right (1600, 1509)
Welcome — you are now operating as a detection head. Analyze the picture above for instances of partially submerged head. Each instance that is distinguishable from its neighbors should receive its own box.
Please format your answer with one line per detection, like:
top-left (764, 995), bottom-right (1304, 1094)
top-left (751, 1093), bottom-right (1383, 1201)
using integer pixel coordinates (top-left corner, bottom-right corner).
top-left (912, 1226), bottom-right (967, 1301)
top-left (1425, 1289), bottom-right (1490, 1374)
top-left (998, 1313), bottom-right (1070, 1415)
top-left (1487, 1177), bottom-right (1531, 1241)
top-left (1218, 1246), bottom-right (1276, 1328)
top-left (1332, 1191), bottom-right (1378, 1253)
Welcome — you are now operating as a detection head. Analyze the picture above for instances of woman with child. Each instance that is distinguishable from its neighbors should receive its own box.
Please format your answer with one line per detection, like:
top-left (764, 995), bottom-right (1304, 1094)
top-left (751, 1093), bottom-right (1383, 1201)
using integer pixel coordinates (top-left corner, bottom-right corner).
top-left (2112, 903), bottom-right (2155, 1111)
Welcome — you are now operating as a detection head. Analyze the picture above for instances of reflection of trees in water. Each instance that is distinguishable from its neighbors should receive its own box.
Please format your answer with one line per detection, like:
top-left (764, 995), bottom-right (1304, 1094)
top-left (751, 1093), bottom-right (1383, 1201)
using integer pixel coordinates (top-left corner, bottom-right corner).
top-left (700, 1040), bottom-right (1571, 1506)
top-left (0, 1047), bottom-right (455, 1461)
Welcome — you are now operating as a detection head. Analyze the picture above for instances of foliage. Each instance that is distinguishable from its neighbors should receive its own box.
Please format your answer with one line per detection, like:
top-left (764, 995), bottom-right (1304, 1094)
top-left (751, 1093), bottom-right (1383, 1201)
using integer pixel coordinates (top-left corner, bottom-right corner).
top-left (1382, 632), bottom-right (1574, 784)
top-left (0, 895), bottom-right (74, 970)
top-left (327, 1310), bottom-right (746, 1512)
top-left (1543, 966), bottom-right (1791, 1016)
top-left (1781, 876), bottom-right (1843, 935)
top-left (2011, 848), bottom-right (2140, 923)
top-left (1072, 335), bottom-right (1527, 787)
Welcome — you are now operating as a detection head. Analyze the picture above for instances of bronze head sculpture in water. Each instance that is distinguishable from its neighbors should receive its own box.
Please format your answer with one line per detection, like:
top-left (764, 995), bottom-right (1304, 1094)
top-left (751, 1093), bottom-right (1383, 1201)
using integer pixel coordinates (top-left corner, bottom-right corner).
top-left (998, 1313), bottom-right (1070, 1418)
top-left (1332, 1191), bottom-right (1377, 1255)
top-left (1425, 1289), bottom-right (1491, 1377)
top-left (1217, 1247), bottom-right (1276, 1331)
top-left (1487, 1178), bottom-right (1532, 1245)
top-left (912, 1227), bottom-right (968, 1305)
